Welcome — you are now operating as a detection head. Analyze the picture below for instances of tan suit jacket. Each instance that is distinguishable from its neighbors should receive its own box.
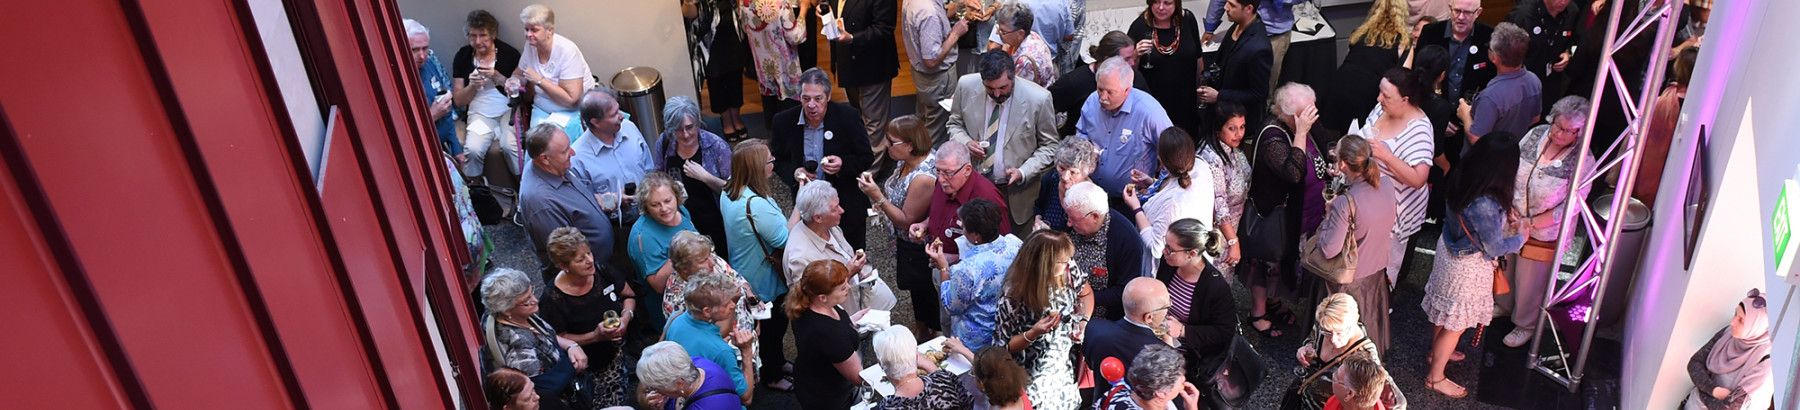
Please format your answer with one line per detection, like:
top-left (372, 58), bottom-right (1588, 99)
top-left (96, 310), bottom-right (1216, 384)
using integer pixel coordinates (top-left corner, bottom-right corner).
top-left (945, 73), bottom-right (1061, 223)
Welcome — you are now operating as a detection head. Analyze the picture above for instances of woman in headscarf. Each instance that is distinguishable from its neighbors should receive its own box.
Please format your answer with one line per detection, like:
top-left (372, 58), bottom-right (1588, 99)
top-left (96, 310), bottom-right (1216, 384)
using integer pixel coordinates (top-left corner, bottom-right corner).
top-left (1685, 289), bottom-right (1774, 410)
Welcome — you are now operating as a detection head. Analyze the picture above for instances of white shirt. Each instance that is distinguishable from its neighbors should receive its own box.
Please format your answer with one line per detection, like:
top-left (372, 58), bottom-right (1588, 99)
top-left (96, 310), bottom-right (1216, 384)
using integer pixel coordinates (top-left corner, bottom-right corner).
top-left (520, 33), bottom-right (596, 112)
top-left (468, 54), bottom-right (513, 118)
top-left (1139, 164), bottom-right (1215, 258)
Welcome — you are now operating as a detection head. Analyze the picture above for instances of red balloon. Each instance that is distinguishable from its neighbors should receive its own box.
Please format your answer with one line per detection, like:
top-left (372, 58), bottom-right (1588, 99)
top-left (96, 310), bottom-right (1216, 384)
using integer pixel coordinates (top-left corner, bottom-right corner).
top-left (1101, 357), bottom-right (1126, 383)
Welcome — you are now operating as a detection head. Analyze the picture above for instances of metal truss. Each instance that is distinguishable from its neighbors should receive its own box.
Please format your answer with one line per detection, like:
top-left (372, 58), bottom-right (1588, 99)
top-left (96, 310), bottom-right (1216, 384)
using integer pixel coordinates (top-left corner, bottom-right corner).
top-left (1523, 0), bottom-right (1686, 392)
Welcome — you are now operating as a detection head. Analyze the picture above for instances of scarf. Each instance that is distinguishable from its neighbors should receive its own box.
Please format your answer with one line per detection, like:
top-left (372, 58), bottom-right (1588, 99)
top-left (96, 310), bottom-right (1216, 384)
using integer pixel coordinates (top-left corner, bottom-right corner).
top-left (1705, 293), bottom-right (1772, 392)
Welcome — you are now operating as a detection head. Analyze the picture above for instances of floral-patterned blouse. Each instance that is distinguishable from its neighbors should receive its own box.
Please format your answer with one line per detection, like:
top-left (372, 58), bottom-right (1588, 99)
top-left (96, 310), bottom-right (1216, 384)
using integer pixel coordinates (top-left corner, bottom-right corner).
top-left (1013, 32), bottom-right (1059, 87)
top-left (661, 255), bottom-right (758, 334)
top-left (739, 0), bottom-right (807, 100)
top-left (1513, 124), bottom-right (1595, 242)
top-left (1202, 145), bottom-right (1250, 273)
top-left (883, 156), bottom-right (936, 242)
top-left (940, 234), bottom-right (1021, 352)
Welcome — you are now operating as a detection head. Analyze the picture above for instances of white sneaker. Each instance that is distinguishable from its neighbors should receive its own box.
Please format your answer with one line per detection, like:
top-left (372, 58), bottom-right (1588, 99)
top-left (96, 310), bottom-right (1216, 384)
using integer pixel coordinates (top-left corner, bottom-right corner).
top-left (1503, 327), bottom-right (1534, 348)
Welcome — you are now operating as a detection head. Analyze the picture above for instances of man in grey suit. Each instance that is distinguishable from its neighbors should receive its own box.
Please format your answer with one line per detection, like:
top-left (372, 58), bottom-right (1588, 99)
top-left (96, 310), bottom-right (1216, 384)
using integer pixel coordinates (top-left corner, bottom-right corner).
top-left (946, 51), bottom-right (1061, 233)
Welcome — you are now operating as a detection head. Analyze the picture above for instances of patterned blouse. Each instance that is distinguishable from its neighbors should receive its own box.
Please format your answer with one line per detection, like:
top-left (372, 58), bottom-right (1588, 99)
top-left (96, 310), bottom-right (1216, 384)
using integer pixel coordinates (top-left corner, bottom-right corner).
top-left (739, 0), bottom-right (807, 100)
top-left (941, 234), bottom-right (1022, 352)
top-left (1203, 146), bottom-right (1251, 229)
top-left (492, 315), bottom-right (562, 377)
top-left (883, 156), bottom-right (936, 242)
top-left (1513, 124), bottom-right (1595, 242)
top-left (1013, 32), bottom-right (1059, 87)
top-left (874, 370), bottom-right (974, 410)
top-left (1070, 217), bottom-right (1112, 318)
top-left (994, 273), bottom-right (1084, 410)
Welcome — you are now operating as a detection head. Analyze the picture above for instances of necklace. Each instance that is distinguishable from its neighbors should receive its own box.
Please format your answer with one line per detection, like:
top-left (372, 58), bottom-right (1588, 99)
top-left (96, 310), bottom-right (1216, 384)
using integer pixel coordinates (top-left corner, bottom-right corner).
top-left (1147, 15), bottom-right (1181, 55)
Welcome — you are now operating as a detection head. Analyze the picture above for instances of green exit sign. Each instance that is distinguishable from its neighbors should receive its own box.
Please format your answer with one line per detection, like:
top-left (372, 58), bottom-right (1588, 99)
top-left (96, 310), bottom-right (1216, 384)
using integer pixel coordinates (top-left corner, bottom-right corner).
top-left (1777, 179), bottom-right (1798, 276)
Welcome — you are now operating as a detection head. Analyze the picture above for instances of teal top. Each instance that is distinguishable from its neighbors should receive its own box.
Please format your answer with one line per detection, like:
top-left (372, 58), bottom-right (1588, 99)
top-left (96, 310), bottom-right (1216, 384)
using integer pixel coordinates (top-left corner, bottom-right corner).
top-left (719, 188), bottom-right (791, 300)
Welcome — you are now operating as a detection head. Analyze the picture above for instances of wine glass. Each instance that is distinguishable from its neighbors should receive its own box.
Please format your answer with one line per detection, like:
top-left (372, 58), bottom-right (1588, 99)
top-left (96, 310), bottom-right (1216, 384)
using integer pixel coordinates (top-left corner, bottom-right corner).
top-left (601, 310), bottom-right (622, 330)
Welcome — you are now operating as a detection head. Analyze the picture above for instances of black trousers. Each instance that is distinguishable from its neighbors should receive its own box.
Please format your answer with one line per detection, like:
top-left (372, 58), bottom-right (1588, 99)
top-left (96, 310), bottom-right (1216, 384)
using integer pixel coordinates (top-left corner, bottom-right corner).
top-left (758, 292), bottom-right (791, 381)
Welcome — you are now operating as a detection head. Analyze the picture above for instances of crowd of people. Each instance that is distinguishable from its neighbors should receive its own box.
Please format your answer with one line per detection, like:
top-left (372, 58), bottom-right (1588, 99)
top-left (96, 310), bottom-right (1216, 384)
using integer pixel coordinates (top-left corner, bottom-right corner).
top-left (399, 0), bottom-right (1738, 408)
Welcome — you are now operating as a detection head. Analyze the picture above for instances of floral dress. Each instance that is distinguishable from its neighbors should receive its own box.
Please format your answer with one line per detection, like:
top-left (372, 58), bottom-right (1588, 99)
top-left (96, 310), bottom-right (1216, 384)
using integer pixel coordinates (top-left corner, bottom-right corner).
top-left (882, 156), bottom-right (936, 240)
top-left (1013, 32), bottom-right (1059, 87)
top-left (739, 0), bottom-right (807, 100)
top-left (1201, 146), bottom-right (1250, 273)
top-left (994, 272), bottom-right (1086, 410)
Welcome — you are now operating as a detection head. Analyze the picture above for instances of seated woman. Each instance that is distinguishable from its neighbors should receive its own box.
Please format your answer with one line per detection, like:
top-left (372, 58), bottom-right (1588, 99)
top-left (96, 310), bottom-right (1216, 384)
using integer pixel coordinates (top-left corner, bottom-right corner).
top-left (871, 326), bottom-right (976, 409)
top-left (537, 228), bottom-right (636, 407)
top-left (1158, 218), bottom-right (1235, 379)
top-left (636, 341), bottom-right (745, 410)
top-left (481, 268), bottom-right (585, 410)
top-left (513, 4), bottom-right (595, 141)
top-left (629, 172), bottom-right (699, 329)
top-left (661, 272), bottom-right (759, 405)
top-left (1096, 345), bottom-right (1199, 410)
top-left (484, 368), bottom-right (541, 410)
top-left (783, 180), bottom-right (897, 313)
top-left (1328, 353), bottom-right (1395, 410)
top-left (1313, 134), bottom-right (1399, 354)
top-left (785, 260), bottom-right (870, 410)
top-left (1295, 294), bottom-right (1406, 409)
top-left (1685, 289), bottom-right (1774, 410)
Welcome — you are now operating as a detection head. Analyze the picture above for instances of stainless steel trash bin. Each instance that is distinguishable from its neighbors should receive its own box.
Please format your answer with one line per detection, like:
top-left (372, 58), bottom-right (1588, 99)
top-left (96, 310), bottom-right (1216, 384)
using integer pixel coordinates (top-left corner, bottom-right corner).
top-left (1594, 194), bottom-right (1651, 327)
top-left (612, 67), bottom-right (665, 143)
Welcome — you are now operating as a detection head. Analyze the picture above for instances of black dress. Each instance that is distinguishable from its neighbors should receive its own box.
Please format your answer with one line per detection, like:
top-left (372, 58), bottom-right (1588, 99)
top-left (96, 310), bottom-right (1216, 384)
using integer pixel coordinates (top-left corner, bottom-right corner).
top-left (1320, 43), bottom-right (1401, 135)
top-left (793, 306), bottom-right (860, 410)
top-left (537, 272), bottom-right (632, 407)
top-left (1128, 10), bottom-right (1203, 135)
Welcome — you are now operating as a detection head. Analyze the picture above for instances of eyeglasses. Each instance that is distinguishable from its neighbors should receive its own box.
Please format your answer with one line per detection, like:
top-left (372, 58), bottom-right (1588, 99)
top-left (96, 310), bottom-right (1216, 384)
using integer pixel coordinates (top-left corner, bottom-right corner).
top-left (936, 164), bottom-right (969, 177)
top-left (1166, 245), bottom-right (1198, 255)
top-left (1451, 7), bottom-right (1481, 16)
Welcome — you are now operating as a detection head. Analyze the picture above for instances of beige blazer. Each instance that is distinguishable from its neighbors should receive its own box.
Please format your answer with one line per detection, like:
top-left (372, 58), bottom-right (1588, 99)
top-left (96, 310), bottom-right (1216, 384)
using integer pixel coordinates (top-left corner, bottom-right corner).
top-left (782, 222), bottom-right (897, 313)
top-left (945, 73), bottom-right (1062, 223)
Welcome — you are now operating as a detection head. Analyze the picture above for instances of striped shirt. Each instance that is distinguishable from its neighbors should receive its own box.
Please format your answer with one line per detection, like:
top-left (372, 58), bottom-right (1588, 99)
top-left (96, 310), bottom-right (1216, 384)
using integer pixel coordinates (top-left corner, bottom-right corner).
top-left (1360, 106), bottom-right (1436, 239)
top-left (1167, 273), bottom-right (1196, 323)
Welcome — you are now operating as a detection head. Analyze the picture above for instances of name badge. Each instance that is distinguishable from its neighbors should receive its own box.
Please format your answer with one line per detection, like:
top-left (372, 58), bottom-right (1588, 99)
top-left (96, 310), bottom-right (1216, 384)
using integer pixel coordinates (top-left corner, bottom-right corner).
top-left (1470, 45), bottom-right (1480, 55)
top-left (1533, 26), bottom-right (1543, 35)
top-left (1120, 128), bottom-right (1132, 144)
top-left (603, 284), bottom-right (617, 301)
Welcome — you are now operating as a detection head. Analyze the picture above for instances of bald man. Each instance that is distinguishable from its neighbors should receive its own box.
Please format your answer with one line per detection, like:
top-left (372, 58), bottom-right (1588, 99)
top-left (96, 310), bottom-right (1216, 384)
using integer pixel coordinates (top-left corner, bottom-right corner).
top-left (1083, 277), bottom-right (1181, 390)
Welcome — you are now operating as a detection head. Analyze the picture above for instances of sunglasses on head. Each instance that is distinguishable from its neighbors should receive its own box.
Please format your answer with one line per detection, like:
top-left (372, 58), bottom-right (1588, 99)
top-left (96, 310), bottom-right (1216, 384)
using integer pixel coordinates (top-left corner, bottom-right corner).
top-left (1746, 289), bottom-right (1767, 310)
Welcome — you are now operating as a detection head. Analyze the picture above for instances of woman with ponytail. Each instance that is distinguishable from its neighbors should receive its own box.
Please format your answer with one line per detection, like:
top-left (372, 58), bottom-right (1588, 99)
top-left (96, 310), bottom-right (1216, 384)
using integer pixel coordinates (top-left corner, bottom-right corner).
top-left (1122, 127), bottom-right (1214, 261)
top-left (1313, 134), bottom-right (1399, 354)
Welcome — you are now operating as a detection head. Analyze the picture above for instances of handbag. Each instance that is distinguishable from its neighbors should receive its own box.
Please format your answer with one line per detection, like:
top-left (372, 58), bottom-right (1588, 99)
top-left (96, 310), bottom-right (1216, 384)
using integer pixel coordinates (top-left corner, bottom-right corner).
top-left (1203, 332), bottom-right (1268, 409)
top-left (1240, 125), bottom-right (1296, 262)
top-left (1299, 196), bottom-right (1359, 285)
top-left (744, 196), bottom-right (786, 269)
top-left (1456, 213), bottom-right (1512, 295)
top-left (1279, 336), bottom-right (1373, 410)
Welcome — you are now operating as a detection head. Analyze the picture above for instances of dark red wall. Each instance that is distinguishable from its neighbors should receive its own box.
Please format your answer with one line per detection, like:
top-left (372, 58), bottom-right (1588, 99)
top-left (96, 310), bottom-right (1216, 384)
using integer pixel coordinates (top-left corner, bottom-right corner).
top-left (0, 0), bottom-right (483, 407)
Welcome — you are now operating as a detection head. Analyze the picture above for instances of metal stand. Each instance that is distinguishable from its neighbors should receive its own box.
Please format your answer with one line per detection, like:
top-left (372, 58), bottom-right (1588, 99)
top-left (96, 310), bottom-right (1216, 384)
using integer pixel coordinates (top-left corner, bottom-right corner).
top-left (1523, 0), bottom-right (1685, 392)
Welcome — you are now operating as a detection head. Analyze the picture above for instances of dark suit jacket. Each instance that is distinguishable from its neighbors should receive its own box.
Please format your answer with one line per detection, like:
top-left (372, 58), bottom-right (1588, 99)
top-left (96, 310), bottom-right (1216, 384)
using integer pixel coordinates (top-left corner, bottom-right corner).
top-left (1157, 262), bottom-right (1236, 378)
top-left (1216, 18), bottom-right (1274, 128)
top-left (830, 0), bottom-right (898, 88)
top-left (1415, 21), bottom-right (1496, 100)
top-left (771, 102), bottom-right (875, 245)
top-left (1089, 211), bottom-right (1155, 321)
top-left (1082, 317), bottom-right (1165, 390)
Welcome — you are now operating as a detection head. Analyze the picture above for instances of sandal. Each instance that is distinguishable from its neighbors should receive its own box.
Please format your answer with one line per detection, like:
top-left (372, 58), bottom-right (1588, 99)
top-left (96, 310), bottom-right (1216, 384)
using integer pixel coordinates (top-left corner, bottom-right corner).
top-left (1450, 350), bottom-right (1466, 362)
top-left (1266, 304), bottom-right (1299, 326)
top-left (1425, 376), bottom-right (1469, 398)
top-left (1248, 315), bottom-right (1284, 338)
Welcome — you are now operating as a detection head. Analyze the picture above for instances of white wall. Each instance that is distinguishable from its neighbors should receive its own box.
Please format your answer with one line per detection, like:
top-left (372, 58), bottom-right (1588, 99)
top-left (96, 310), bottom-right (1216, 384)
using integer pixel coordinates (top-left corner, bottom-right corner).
top-left (1620, 0), bottom-right (1800, 407)
top-left (397, 0), bottom-right (697, 102)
